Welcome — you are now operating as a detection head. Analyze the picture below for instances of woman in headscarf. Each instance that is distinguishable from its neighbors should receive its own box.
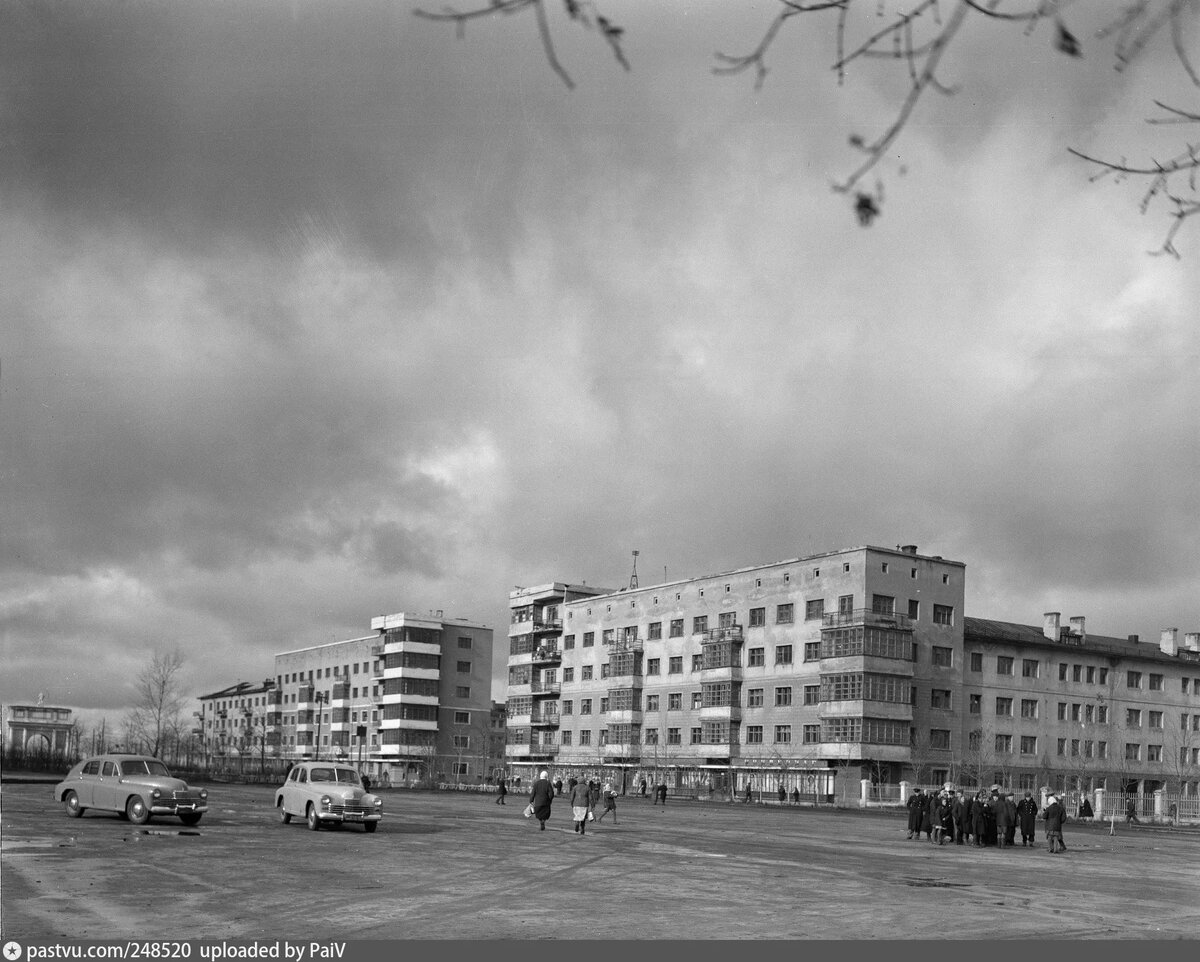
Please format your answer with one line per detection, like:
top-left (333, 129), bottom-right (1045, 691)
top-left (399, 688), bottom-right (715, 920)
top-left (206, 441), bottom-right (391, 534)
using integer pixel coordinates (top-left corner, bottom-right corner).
top-left (529, 770), bottom-right (555, 831)
top-left (570, 776), bottom-right (593, 835)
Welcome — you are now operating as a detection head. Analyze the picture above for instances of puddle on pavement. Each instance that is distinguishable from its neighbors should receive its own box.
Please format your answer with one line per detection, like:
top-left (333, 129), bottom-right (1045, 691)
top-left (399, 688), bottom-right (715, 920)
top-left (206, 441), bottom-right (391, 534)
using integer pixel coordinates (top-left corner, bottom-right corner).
top-left (901, 877), bottom-right (972, 888)
top-left (129, 829), bottom-right (203, 837)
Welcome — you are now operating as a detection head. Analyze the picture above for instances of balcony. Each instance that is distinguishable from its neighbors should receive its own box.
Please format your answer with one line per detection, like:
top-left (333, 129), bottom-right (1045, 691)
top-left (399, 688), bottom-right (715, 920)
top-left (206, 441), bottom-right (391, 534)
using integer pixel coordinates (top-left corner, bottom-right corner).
top-left (532, 619), bottom-right (562, 633)
top-left (530, 680), bottom-right (561, 696)
top-left (821, 608), bottom-right (913, 631)
top-left (530, 709), bottom-right (560, 727)
top-left (603, 743), bottom-right (642, 758)
top-left (706, 626), bottom-right (744, 643)
top-left (532, 646), bottom-right (562, 666)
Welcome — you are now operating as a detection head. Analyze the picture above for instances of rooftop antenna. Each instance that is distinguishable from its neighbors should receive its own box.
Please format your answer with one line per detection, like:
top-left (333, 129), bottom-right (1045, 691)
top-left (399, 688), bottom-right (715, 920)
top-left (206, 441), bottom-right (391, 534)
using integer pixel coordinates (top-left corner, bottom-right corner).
top-left (629, 550), bottom-right (639, 590)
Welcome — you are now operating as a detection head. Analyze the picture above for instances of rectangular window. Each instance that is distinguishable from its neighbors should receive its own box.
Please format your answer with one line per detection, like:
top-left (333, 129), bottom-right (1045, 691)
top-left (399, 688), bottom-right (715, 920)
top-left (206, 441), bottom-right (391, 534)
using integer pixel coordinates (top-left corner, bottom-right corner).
top-left (599, 697), bottom-right (609, 713)
top-left (746, 725), bottom-right (764, 744)
top-left (1097, 705), bottom-right (1108, 724)
top-left (1071, 703), bottom-right (1081, 722)
top-left (691, 727), bottom-right (703, 745)
top-left (454, 710), bottom-right (470, 724)
top-left (1098, 741), bottom-right (1108, 759)
top-left (1149, 673), bottom-right (1164, 691)
top-left (692, 616), bottom-right (708, 635)
top-left (1073, 665), bottom-right (1083, 682)
top-left (1086, 666), bottom-right (1095, 683)
top-left (669, 656), bottom-right (683, 674)
top-left (1148, 711), bottom-right (1163, 730)
top-left (602, 629), bottom-right (615, 645)
top-left (1126, 708), bottom-right (1141, 727)
top-left (1021, 699), bottom-right (1039, 719)
top-left (1147, 744), bottom-right (1162, 762)
top-left (996, 656), bottom-right (1014, 676)
top-left (581, 666), bottom-right (593, 681)
top-left (747, 688), bottom-right (763, 708)
top-left (930, 689), bottom-right (951, 710)
top-left (580, 699), bottom-right (592, 715)
top-left (776, 604), bottom-right (794, 625)
top-left (749, 607), bottom-right (765, 628)
top-left (1020, 735), bottom-right (1038, 755)
top-left (969, 693), bottom-right (981, 714)
top-left (668, 692), bottom-right (682, 711)
top-left (563, 634), bottom-right (576, 650)
top-left (560, 731), bottom-right (572, 746)
top-left (775, 686), bottom-right (793, 707)
top-left (995, 734), bottom-right (1012, 754)
top-left (908, 599), bottom-right (920, 620)
top-left (804, 642), bottom-right (820, 662)
top-left (805, 599), bottom-right (824, 621)
top-left (748, 648), bottom-right (765, 667)
top-left (645, 695), bottom-right (659, 711)
top-left (775, 645), bottom-right (793, 665)
top-left (932, 604), bottom-right (954, 626)
top-left (774, 725), bottom-right (792, 744)
top-left (600, 663), bottom-right (610, 679)
top-left (667, 728), bottom-right (681, 745)
top-left (455, 686), bottom-right (470, 698)
top-left (803, 685), bottom-right (820, 705)
top-left (803, 724), bottom-right (821, 744)
top-left (1127, 671), bottom-right (1142, 689)
top-left (1125, 743), bottom-right (1140, 761)
top-left (669, 619), bottom-right (684, 638)
top-left (647, 622), bottom-right (662, 640)
top-left (1022, 659), bottom-right (1039, 678)
top-left (644, 728), bottom-right (658, 744)
top-left (646, 658), bottom-right (660, 676)
top-left (563, 667), bottom-right (575, 683)
top-left (579, 730), bottom-right (591, 746)
top-left (562, 700), bottom-right (573, 716)
top-left (692, 692), bottom-right (703, 710)
top-left (1057, 738), bottom-right (1066, 756)
top-left (970, 652), bottom-right (983, 673)
top-left (457, 660), bottom-right (471, 673)
top-left (995, 697), bottom-right (1013, 717)
top-left (929, 729), bottom-right (950, 750)
top-left (692, 653), bottom-right (704, 672)
top-left (1098, 668), bottom-right (1109, 684)
top-left (931, 646), bottom-right (953, 667)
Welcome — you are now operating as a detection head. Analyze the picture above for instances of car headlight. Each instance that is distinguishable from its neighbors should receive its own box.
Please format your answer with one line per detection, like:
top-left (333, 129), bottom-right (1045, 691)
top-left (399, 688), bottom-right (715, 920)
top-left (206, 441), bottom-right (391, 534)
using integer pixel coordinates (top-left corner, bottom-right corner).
top-left (151, 789), bottom-right (162, 800)
top-left (199, 789), bottom-right (208, 800)
top-left (373, 797), bottom-right (383, 808)
top-left (320, 795), bottom-right (332, 808)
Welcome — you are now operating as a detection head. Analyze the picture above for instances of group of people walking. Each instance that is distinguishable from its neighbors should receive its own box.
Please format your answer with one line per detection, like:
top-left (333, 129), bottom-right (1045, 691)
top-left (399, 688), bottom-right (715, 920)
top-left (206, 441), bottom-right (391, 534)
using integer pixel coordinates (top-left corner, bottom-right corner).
top-left (522, 770), bottom-right (619, 833)
top-left (906, 788), bottom-right (1067, 853)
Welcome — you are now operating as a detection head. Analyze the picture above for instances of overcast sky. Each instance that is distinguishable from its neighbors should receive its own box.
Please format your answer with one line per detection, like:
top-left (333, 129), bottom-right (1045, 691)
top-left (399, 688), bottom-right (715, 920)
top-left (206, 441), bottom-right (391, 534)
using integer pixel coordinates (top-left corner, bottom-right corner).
top-left (3, 1), bottom-right (1199, 734)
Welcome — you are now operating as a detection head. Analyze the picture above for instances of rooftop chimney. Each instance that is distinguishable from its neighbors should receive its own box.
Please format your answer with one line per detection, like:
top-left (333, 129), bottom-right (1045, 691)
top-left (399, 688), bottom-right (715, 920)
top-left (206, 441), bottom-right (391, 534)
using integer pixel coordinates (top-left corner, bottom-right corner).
top-left (1185, 632), bottom-right (1200, 653)
top-left (1161, 628), bottom-right (1179, 656)
top-left (1128, 635), bottom-right (1140, 644)
top-left (1044, 612), bottom-right (1061, 642)
top-left (1068, 616), bottom-right (1086, 642)
top-left (901, 545), bottom-right (918, 555)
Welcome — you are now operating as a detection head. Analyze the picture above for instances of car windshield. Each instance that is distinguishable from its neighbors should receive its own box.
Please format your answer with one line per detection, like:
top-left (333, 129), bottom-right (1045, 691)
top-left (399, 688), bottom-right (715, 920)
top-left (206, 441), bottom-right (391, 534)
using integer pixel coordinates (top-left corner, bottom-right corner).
top-left (119, 760), bottom-right (172, 777)
top-left (309, 767), bottom-right (361, 785)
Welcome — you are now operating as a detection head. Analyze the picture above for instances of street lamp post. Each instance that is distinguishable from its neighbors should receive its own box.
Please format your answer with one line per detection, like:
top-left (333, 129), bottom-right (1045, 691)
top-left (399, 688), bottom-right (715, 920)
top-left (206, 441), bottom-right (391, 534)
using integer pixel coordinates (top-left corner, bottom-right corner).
top-left (314, 692), bottom-right (328, 762)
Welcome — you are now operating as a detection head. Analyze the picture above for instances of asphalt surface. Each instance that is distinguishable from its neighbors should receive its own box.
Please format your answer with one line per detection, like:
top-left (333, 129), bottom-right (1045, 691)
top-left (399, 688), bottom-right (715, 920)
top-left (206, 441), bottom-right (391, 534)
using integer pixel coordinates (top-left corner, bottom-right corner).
top-left (3, 781), bottom-right (1198, 940)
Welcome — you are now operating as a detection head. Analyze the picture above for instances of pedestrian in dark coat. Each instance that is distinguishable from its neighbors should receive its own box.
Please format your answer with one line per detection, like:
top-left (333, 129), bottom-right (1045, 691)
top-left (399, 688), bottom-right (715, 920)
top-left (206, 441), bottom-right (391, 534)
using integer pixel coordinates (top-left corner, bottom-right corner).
top-left (971, 793), bottom-right (988, 846)
top-left (639, 778), bottom-right (647, 797)
top-left (952, 792), bottom-right (968, 845)
top-left (587, 780), bottom-right (600, 815)
top-left (1078, 797), bottom-right (1094, 819)
top-left (996, 793), bottom-right (1015, 848)
top-left (554, 777), bottom-right (563, 796)
top-left (921, 792), bottom-right (935, 841)
top-left (657, 781), bottom-right (668, 805)
top-left (495, 777), bottom-right (508, 805)
top-left (570, 778), bottom-right (593, 835)
top-left (529, 770), bottom-right (555, 831)
top-left (935, 795), bottom-right (953, 844)
top-left (596, 780), bottom-right (618, 824)
top-left (906, 789), bottom-right (924, 839)
top-left (1016, 791), bottom-right (1039, 845)
top-left (1045, 794), bottom-right (1067, 853)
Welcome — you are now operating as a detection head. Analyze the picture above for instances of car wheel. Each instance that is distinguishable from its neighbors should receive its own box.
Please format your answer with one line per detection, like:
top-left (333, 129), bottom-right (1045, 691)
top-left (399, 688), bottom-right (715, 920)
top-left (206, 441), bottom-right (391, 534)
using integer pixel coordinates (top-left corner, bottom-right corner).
top-left (179, 813), bottom-right (203, 827)
top-left (279, 803), bottom-right (291, 825)
top-left (126, 796), bottom-right (152, 825)
top-left (64, 791), bottom-right (84, 818)
top-left (306, 803), bottom-right (320, 831)
top-left (363, 821), bottom-right (377, 833)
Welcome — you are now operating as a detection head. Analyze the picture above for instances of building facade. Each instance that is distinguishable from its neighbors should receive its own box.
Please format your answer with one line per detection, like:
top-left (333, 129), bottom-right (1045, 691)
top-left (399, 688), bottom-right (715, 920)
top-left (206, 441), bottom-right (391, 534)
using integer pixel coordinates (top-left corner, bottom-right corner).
top-left (962, 616), bottom-right (1200, 795)
top-left (195, 680), bottom-right (280, 772)
top-left (273, 610), bottom-right (494, 785)
top-left (5, 700), bottom-right (76, 758)
top-left (506, 546), bottom-right (966, 794)
top-left (505, 546), bottom-right (1200, 798)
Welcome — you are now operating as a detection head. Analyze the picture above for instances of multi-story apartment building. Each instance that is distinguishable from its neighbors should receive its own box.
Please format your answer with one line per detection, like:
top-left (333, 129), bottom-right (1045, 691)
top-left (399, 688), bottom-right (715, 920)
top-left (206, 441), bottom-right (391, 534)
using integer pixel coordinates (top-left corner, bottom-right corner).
top-left (273, 610), bottom-right (494, 785)
top-left (962, 615), bottom-right (1200, 795)
top-left (506, 546), bottom-right (965, 793)
top-left (504, 546), bottom-right (1200, 798)
top-left (506, 583), bottom-right (612, 772)
top-left (195, 679), bottom-right (280, 771)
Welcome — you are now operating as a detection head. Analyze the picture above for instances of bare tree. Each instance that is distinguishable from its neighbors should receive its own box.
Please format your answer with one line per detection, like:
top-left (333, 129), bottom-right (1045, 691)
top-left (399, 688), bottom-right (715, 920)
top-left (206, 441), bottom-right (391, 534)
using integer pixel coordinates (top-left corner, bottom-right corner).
top-left (418, 0), bottom-right (1200, 253)
top-left (127, 649), bottom-right (187, 759)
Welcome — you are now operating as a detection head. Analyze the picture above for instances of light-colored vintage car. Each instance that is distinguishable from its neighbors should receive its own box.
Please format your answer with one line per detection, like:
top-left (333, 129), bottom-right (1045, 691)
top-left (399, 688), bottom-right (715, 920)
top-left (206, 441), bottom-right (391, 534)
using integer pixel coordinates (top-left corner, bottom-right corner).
top-left (54, 754), bottom-right (209, 826)
top-left (274, 762), bottom-right (382, 832)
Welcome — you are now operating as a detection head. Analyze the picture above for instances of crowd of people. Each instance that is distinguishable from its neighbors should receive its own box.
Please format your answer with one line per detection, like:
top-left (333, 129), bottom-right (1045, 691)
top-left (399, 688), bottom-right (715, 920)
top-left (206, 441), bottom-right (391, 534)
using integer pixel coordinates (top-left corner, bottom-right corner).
top-left (905, 787), bottom-right (1068, 853)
